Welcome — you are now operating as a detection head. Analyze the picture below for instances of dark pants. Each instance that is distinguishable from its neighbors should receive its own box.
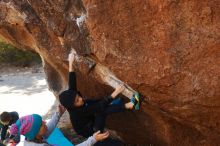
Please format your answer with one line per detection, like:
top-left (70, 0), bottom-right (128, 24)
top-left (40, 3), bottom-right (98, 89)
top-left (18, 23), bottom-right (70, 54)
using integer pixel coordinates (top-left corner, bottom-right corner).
top-left (93, 104), bottom-right (126, 132)
top-left (94, 138), bottom-right (123, 146)
top-left (81, 103), bottom-right (125, 137)
top-left (0, 125), bottom-right (8, 141)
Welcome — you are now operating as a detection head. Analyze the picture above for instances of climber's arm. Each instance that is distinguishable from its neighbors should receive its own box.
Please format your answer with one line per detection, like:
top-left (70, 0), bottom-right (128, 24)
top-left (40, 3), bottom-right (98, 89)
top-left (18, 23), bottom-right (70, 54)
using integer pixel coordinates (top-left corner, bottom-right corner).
top-left (69, 51), bottom-right (75, 72)
top-left (76, 85), bottom-right (126, 116)
top-left (68, 51), bottom-right (77, 90)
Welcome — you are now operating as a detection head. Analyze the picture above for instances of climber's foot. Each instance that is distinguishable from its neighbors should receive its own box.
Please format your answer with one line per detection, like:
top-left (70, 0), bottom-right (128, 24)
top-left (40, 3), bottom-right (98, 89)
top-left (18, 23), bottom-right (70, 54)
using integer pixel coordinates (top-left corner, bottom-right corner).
top-left (130, 92), bottom-right (141, 110)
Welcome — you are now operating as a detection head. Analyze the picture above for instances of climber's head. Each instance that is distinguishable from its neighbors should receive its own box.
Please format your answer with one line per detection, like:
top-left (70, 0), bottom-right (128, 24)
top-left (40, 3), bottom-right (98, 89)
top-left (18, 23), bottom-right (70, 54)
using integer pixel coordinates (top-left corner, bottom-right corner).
top-left (59, 90), bottom-right (84, 108)
top-left (0, 111), bottom-right (11, 125)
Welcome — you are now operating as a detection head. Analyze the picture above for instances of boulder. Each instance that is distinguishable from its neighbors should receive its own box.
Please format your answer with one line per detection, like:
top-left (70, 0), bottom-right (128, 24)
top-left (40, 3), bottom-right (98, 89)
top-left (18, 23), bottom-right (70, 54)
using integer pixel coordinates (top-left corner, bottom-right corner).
top-left (0, 0), bottom-right (219, 145)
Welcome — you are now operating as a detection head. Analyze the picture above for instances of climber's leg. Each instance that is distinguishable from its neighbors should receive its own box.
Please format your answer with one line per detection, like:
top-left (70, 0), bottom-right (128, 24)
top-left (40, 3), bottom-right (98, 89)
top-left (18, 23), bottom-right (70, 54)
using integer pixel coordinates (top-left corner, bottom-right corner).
top-left (93, 93), bottom-right (141, 132)
top-left (79, 123), bottom-right (95, 138)
top-left (93, 113), bottom-right (106, 133)
top-left (93, 104), bottom-right (126, 132)
top-left (110, 97), bottom-right (122, 105)
top-left (110, 92), bottom-right (141, 110)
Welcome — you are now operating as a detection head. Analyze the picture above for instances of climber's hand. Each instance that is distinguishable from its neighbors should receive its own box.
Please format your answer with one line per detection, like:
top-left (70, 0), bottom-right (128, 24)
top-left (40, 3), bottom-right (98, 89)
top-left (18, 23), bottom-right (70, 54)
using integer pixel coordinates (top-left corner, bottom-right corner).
top-left (68, 50), bottom-right (77, 63)
top-left (68, 50), bottom-right (77, 72)
top-left (93, 131), bottom-right (109, 141)
top-left (58, 104), bottom-right (66, 116)
top-left (111, 84), bottom-right (125, 98)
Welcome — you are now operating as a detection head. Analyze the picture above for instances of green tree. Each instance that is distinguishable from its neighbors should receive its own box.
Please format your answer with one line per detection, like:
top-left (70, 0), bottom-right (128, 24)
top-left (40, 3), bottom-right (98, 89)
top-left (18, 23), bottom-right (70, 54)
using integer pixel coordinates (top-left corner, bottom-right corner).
top-left (0, 39), bottom-right (41, 66)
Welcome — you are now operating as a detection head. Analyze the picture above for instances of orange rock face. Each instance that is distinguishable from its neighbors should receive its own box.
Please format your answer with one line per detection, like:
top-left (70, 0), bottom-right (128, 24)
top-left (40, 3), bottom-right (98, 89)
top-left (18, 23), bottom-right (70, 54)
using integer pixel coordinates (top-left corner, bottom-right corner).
top-left (0, 0), bottom-right (219, 145)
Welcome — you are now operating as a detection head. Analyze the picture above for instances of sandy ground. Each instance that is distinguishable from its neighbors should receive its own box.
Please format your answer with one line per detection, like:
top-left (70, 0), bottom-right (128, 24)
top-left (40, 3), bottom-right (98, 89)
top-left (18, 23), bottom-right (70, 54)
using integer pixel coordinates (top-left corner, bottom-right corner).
top-left (0, 66), bottom-right (56, 117)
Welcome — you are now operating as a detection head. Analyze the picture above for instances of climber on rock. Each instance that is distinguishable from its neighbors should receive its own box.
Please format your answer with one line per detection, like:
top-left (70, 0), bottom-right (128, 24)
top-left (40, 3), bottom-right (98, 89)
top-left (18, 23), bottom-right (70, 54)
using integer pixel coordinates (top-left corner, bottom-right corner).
top-left (59, 50), bottom-right (141, 138)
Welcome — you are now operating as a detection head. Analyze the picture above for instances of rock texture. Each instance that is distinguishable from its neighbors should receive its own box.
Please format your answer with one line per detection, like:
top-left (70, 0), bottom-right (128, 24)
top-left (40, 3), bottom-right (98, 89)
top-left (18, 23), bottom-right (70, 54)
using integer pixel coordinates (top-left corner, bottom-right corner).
top-left (0, 0), bottom-right (219, 145)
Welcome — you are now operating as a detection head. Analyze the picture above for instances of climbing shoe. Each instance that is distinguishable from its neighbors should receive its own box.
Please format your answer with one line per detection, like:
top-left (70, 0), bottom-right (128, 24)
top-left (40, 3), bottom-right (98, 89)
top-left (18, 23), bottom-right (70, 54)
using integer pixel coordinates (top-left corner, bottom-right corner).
top-left (130, 92), bottom-right (141, 110)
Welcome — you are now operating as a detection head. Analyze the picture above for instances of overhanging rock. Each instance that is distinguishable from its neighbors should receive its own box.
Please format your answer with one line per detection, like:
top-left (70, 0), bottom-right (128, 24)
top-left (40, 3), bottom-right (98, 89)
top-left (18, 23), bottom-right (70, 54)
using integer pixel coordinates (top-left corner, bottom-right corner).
top-left (0, 0), bottom-right (219, 145)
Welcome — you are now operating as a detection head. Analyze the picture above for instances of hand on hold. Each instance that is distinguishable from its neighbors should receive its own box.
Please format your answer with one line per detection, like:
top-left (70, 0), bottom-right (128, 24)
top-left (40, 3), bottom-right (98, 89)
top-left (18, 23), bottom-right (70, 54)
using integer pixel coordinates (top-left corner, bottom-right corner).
top-left (68, 50), bottom-right (77, 63)
top-left (93, 131), bottom-right (109, 141)
top-left (68, 50), bottom-right (77, 72)
top-left (58, 104), bottom-right (66, 115)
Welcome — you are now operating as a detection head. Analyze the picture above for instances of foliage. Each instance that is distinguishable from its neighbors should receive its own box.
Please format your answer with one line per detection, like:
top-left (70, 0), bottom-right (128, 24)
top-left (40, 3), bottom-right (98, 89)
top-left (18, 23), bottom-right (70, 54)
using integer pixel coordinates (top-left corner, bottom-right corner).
top-left (0, 39), bottom-right (41, 67)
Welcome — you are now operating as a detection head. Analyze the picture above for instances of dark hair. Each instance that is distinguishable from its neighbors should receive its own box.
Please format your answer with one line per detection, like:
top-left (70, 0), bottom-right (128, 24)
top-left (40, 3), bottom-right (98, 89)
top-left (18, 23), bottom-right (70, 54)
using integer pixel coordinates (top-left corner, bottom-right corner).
top-left (59, 90), bottom-right (77, 109)
top-left (0, 112), bottom-right (11, 122)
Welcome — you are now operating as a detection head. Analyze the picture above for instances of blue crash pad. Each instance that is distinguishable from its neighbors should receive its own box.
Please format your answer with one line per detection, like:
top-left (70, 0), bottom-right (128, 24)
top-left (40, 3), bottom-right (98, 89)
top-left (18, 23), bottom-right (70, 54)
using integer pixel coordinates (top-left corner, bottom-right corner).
top-left (47, 128), bottom-right (74, 146)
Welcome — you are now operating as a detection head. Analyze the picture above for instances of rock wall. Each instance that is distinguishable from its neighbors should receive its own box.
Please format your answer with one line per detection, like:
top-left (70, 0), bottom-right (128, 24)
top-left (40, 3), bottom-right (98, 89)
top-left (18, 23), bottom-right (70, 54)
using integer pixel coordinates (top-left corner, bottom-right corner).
top-left (0, 0), bottom-right (219, 145)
